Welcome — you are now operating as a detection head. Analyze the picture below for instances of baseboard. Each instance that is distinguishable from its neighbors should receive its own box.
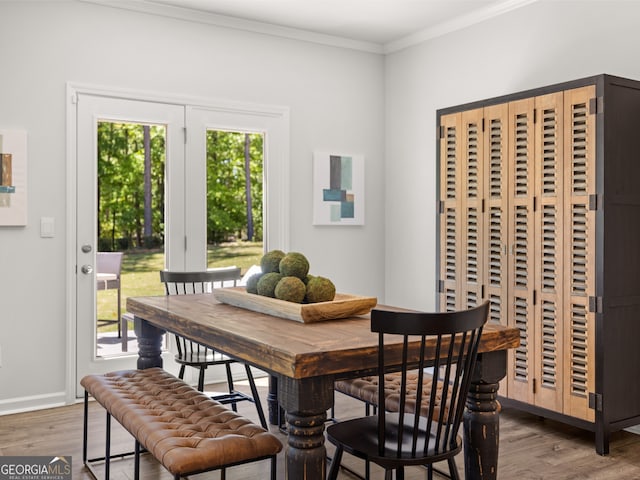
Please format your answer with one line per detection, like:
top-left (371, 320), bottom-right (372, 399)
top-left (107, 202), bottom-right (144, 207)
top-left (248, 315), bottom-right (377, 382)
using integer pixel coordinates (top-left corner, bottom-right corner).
top-left (0, 391), bottom-right (68, 416)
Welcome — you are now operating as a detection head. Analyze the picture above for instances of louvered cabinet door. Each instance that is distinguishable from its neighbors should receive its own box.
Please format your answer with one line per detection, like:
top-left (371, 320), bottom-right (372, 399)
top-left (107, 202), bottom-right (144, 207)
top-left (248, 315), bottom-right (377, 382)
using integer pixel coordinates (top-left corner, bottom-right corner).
top-left (483, 104), bottom-right (510, 327)
top-left (506, 98), bottom-right (537, 405)
top-left (439, 113), bottom-right (462, 311)
top-left (460, 108), bottom-right (484, 309)
top-left (563, 86), bottom-right (596, 422)
top-left (533, 92), bottom-right (564, 412)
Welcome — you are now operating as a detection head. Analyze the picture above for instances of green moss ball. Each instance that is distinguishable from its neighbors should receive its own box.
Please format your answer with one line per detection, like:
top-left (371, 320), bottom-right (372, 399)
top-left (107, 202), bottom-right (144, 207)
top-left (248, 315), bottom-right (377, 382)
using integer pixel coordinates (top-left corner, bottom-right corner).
top-left (260, 250), bottom-right (286, 273)
top-left (256, 272), bottom-right (283, 297)
top-left (274, 276), bottom-right (307, 303)
top-left (279, 252), bottom-right (310, 279)
top-left (245, 273), bottom-right (263, 294)
top-left (305, 276), bottom-right (336, 303)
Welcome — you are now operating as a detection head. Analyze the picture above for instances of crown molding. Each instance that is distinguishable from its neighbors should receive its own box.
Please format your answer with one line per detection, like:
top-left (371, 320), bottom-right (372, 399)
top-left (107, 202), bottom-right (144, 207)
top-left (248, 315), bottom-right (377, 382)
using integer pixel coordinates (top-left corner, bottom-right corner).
top-left (78, 0), bottom-right (385, 54)
top-left (79, 0), bottom-right (538, 55)
top-left (384, 0), bottom-right (539, 54)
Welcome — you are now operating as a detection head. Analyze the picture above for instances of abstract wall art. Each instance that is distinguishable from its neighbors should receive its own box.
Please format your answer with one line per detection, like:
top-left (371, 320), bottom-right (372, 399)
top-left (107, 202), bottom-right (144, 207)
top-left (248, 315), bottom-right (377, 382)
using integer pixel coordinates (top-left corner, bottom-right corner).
top-left (0, 129), bottom-right (27, 226)
top-left (313, 151), bottom-right (364, 225)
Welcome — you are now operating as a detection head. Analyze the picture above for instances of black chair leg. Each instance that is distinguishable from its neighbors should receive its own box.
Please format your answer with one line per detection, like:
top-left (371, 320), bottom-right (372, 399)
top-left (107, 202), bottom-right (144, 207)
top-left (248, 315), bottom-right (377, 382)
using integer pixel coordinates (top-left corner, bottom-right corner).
top-left (224, 363), bottom-right (238, 412)
top-left (448, 457), bottom-right (460, 480)
top-left (245, 365), bottom-right (268, 429)
top-left (198, 366), bottom-right (206, 392)
top-left (178, 365), bottom-right (186, 380)
top-left (328, 445), bottom-right (343, 480)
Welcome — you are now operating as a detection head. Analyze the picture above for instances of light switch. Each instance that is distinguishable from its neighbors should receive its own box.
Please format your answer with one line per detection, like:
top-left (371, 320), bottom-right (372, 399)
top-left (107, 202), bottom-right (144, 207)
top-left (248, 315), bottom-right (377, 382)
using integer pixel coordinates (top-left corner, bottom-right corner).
top-left (41, 217), bottom-right (55, 238)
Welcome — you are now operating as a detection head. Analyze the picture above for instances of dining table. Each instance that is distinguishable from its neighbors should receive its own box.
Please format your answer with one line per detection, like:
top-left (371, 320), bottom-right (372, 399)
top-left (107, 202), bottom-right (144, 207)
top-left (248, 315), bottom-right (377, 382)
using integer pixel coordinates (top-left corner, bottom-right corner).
top-left (126, 293), bottom-right (519, 480)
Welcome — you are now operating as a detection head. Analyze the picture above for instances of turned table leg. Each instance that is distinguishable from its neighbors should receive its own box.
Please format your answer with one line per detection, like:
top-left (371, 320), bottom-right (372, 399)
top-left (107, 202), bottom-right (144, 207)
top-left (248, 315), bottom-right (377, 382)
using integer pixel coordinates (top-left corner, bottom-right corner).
top-left (463, 350), bottom-right (506, 480)
top-left (134, 317), bottom-right (165, 369)
top-left (277, 376), bottom-right (334, 480)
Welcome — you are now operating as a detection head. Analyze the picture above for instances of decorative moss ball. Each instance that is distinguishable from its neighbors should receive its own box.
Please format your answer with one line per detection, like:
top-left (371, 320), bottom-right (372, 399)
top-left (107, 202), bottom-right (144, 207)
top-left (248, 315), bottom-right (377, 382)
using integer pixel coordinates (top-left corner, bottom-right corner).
top-left (260, 250), bottom-right (286, 274)
top-left (256, 272), bottom-right (283, 297)
top-left (305, 276), bottom-right (336, 303)
top-left (274, 276), bottom-right (307, 303)
top-left (245, 273), bottom-right (263, 294)
top-left (279, 252), bottom-right (310, 279)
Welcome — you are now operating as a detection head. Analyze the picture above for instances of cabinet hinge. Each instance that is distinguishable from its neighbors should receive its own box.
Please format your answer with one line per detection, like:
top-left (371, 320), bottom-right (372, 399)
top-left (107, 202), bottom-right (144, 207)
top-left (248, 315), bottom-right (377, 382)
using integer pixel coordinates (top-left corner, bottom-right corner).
top-left (184, 235), bottom-right (188, 251)
top-left (482, 118), bottom-right (485, 132)
top-left (589, 97), bottom-right (604, 115)
top-left (588, 296), bottom-right (603, 313)
top-left (183, 127), bottom-right (187, 144)
top-left (533, 290), bottom-right (537, 306)
top-left (533, 108), bottom-right (537, 124)
top-left (533, 378), bottom-right (537, 394)
top-left (438, 125), bottom-right (444, 139)
top-left (589, 194), bottom-right (598, 211)
top-left (481, 198), bottom-right (485, 213)
top-left (438, 200), bottom-right (444, 214)
top-left (589, 392), bottom-right (603, 411)
top-left (532, 196), bottom-right (537, 212)
top-left (438, 280), bottom-right (444, 293)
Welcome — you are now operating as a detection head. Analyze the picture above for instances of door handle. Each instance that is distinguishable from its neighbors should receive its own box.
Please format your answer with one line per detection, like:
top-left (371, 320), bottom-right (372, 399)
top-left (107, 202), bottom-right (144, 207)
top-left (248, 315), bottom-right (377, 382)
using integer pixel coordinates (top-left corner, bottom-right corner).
top-left (81, 264), bottom-right (94, 274)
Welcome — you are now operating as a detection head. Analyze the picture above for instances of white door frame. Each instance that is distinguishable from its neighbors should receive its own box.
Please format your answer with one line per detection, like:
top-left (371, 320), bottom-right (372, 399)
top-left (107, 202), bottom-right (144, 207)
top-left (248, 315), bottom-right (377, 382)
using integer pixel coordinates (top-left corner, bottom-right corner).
top-left (65, 82), bottom-right (290, 402)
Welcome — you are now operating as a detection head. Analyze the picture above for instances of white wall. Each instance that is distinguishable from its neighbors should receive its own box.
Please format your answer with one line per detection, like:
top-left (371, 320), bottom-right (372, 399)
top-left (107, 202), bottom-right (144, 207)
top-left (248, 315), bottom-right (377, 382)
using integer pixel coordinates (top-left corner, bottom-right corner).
top-left (0, 1), bottom-right (385, 412)
top-left (384, 0), bottom-right (640, 311)
top-left (5, 0), bottom-right (640, 416)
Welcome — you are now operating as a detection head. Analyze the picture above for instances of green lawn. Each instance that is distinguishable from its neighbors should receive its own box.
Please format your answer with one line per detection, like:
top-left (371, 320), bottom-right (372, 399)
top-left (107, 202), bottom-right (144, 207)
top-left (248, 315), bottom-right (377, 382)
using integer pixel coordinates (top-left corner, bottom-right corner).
top-left (97, 241), bottom-right (263, 330)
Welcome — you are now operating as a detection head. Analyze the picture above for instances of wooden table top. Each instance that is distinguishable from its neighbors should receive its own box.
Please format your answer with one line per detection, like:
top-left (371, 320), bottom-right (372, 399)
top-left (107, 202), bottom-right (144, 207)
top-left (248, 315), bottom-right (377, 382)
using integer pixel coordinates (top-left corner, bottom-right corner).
top-left (127, 294), bottom-right (520, 380)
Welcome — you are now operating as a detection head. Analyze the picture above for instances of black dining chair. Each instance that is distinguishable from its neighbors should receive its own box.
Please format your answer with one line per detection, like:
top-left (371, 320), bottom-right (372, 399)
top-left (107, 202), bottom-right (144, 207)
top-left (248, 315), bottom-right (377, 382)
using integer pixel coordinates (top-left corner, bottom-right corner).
top-left (160, 269), bottom-right (268, 429)
top-left (327, 301), bottom-right (489, 480)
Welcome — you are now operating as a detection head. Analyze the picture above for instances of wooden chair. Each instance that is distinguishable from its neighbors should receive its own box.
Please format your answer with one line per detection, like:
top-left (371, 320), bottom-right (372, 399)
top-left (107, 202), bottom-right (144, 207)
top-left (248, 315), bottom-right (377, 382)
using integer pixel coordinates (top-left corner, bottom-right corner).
top-left (159, 269), bottom-right (268, 429)
top-left (327, 302), bottom-right (489, 480)
top-left (96, 252), bottom-right (123, 337)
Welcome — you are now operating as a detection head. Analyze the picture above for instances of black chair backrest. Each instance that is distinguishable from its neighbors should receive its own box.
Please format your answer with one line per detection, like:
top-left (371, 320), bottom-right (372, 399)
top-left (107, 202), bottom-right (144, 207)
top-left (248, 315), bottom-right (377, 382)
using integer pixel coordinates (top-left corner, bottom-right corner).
top-left (371, 301), bottom-right (489, 458)
top-left (159, 269), bottom-right (242, 361)
top-left (159, 268), bottom-right (242, 295)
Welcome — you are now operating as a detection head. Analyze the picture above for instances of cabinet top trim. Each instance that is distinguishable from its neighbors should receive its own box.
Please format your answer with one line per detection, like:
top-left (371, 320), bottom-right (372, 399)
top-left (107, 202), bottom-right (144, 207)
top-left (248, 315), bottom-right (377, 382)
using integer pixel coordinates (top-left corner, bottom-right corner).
top-left (436, 74), bottom-right (637, 116)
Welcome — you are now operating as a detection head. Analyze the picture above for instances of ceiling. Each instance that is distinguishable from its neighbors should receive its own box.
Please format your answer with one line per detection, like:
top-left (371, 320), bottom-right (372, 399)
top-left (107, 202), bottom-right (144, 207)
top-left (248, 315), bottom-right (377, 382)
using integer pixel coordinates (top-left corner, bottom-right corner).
top-left (86, 0), bottom-right (538, 53)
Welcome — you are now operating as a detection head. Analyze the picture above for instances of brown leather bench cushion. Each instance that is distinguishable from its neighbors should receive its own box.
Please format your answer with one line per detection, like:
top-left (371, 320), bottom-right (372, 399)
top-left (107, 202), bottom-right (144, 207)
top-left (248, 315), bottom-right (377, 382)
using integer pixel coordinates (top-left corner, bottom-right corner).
top-left (81, 368), bottom-right (282, 476)
top-left (335, 371), bottom-right (446, 418)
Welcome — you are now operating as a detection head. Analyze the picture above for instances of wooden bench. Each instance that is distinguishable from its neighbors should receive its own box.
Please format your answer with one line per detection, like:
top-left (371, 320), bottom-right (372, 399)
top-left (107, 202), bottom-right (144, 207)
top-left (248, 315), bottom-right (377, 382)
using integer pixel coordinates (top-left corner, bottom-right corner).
top-left (81, 368), bottom-right (282, 480)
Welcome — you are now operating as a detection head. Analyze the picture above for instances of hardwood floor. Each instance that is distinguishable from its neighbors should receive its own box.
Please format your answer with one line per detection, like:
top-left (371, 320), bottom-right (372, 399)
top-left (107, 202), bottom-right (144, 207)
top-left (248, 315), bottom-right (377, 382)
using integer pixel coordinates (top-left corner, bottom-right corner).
top-left (1, 378), bottom-right (640, 479)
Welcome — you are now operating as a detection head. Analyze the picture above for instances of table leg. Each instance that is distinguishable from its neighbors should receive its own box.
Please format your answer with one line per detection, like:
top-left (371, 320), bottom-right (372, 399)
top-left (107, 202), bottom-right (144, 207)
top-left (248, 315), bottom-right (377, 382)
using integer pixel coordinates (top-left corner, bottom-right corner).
top-left (134, 317), bottom-right (165, 369)
top-left (268, 375), bottom-right (285, 427)
top-left (278, 375), bottom-right (334, 480)
top-left (463, 350), bottom-right (506, 480)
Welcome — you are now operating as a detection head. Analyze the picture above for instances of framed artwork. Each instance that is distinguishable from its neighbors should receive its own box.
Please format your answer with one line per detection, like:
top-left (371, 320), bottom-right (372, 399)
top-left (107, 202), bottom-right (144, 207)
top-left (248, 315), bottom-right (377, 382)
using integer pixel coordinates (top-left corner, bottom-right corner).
top-left (0, 129), bottom-right (27, 226)
top-left (313, 151), bottom-right (364, 225)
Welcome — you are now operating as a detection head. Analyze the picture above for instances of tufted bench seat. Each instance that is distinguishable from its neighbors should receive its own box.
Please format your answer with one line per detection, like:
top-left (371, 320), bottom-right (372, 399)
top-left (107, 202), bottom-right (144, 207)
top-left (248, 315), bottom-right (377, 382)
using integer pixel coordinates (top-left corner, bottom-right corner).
top-left (82, 368), bottom-right (282, 480)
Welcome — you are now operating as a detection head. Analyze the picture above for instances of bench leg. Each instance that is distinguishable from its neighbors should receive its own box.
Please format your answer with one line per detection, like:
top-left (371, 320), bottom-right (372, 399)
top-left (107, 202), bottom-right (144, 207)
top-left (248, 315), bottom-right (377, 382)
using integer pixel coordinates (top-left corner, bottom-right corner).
top-left (83, 391), bottom-right (89, 465)
top-left (271, 456), bottom-right (277, 480)
top-left (105, 412), bottom-right (111, 480)
top-left (135, 440), bottom-right (140, 480)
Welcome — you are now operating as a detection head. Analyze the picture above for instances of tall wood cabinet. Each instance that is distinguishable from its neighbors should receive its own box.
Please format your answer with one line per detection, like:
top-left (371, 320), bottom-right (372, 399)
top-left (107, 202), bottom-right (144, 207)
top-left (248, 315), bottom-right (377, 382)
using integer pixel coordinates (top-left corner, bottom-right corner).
top-left (436, 74), bottom-right (640, 454)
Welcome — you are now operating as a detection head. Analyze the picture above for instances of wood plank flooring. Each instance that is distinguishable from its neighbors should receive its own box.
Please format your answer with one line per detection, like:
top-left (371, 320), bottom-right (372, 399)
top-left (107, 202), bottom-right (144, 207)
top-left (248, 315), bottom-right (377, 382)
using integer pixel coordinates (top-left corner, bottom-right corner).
top-left (1, 378), bottom-right (640, 479)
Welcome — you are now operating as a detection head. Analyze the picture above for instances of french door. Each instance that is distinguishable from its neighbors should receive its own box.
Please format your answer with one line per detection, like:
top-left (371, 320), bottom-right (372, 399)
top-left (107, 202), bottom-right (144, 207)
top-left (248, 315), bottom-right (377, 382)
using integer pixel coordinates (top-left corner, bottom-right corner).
top-left (74, 94), bottom-right (185, 395)
top-left (69, 87), bottom-right (290, 397)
